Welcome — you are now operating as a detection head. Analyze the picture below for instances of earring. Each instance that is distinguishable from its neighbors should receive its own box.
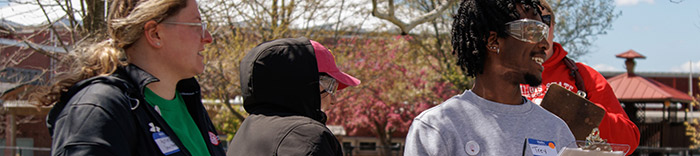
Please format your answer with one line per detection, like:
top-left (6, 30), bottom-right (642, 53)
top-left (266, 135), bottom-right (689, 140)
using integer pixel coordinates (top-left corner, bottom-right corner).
top-left (490, 47), bottom-right (499, 54)
top-left (156, 42), bottom-right (161, 46)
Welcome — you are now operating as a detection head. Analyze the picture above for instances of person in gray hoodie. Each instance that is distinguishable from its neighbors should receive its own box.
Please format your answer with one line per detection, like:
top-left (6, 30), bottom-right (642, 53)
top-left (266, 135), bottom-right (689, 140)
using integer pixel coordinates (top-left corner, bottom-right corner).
top-left (227, 37), bottom-right (360, 156)
top-left (404, 0), bottom-right (576, 155)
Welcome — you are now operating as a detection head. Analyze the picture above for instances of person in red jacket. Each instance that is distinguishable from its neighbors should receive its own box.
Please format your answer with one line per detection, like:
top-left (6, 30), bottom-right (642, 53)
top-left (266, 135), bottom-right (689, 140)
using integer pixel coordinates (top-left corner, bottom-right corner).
top-left (520, 0), bottom-right (641, 154)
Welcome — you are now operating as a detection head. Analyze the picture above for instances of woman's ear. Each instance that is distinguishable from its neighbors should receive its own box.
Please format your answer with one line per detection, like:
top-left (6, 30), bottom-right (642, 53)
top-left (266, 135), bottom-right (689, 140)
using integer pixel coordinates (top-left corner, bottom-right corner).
top-left (143, 20), bottom-right (162, 48)
top-left (486, 31), bottom-right (499, 53)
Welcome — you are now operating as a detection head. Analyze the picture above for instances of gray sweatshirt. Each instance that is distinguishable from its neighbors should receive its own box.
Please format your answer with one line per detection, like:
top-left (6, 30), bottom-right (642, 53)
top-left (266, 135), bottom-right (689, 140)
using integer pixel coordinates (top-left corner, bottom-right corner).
top-left (404, 90), bottom-right (576, 156)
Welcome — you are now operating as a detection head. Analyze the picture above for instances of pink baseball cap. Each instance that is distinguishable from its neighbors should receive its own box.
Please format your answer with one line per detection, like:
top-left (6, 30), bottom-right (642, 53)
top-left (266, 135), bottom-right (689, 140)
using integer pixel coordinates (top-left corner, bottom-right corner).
top-left (310, 40), bottom-right (360, 90)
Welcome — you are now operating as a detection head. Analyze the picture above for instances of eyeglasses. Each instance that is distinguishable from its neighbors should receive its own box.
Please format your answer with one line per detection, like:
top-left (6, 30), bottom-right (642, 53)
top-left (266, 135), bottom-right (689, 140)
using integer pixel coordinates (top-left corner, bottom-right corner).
top-left (541, 15), bottom-right (552, 26)
top-left (162, 21), bottom-right (208, 38)
top-left (319, 75), bottom-right (338, 95)
top-left (504, 19), bottom-right (550, 43)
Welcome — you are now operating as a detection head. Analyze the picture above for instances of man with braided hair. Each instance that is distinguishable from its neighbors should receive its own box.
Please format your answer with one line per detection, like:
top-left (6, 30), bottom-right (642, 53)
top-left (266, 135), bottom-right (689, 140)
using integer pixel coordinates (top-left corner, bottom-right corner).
top-left (520, 0), bottom-right (640, 154)
top-left (405, 0), bottom-right (576, 155)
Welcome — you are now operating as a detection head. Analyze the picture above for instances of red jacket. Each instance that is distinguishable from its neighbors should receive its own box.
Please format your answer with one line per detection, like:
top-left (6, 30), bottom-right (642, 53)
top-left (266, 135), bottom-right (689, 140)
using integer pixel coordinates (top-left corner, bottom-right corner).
top-left (520, 42), bottom-right (640, 154)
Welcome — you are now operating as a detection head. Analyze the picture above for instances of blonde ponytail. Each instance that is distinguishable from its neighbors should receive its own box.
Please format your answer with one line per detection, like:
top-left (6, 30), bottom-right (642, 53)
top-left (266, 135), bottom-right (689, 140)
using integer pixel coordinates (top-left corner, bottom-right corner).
top-left (32, 0), bottom-right (187, 106)
top-left (33, 39), bottom-right (127, 106)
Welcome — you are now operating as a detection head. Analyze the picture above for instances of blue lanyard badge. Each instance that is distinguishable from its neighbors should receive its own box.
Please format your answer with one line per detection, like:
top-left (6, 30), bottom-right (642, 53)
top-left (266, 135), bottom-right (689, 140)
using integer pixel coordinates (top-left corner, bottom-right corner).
top-left (527, 138), bottom-right (557, 156)
top-left (150, 123), bottom-right (180, 155)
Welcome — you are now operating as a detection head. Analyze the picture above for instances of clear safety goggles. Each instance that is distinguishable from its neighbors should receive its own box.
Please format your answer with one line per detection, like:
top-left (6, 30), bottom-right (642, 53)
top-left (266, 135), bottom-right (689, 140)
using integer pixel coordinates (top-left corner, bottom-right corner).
top-left (162, 21), bottom-right (209, 39)
top-left (319, 75), bottom-right (338, 95)
top-left (505, 19), bottom-right (550, 43)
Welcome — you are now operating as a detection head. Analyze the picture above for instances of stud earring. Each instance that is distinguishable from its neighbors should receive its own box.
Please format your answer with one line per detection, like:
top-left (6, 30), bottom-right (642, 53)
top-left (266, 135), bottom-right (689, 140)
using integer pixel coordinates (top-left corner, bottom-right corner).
top-left (156, 42), bottom-right (161, 46)
top-left (490, 47), bottom-right (499, 54)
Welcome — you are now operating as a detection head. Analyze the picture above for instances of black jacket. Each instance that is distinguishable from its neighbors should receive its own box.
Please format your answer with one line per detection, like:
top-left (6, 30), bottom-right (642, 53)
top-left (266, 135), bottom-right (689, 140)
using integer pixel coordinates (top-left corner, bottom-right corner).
top-left (46, 64), bottom-right (226, 156)
top-left (226, 37), bottom-right (343, 156)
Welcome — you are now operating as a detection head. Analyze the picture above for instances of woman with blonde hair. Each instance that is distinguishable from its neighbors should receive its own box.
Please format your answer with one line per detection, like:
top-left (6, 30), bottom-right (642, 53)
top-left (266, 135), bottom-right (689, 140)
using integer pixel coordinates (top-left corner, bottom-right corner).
top-left (34, 0), bottom-right (225, 155)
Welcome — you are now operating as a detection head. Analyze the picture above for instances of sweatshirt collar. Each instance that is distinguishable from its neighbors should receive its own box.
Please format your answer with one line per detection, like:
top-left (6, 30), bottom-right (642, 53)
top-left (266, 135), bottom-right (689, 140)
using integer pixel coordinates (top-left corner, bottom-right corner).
top-left (543, 42), bottom-right (568, 68)
top-left (462, 90), bottom-right (534, 115)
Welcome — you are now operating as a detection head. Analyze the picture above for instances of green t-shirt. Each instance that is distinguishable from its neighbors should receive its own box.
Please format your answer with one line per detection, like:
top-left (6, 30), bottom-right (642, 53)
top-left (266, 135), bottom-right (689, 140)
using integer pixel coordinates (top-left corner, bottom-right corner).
top-left (144, 88), bottom-right (211, 156)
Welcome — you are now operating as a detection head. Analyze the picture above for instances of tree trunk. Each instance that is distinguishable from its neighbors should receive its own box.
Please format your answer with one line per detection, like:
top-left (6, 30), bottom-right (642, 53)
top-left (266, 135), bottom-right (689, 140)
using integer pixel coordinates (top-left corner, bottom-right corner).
top-left (223, 99), bottom-right (246, 122)
top-left (84, 0), bottom-right (106, 36)
top-left (375, 124), bottom-right (393, 156)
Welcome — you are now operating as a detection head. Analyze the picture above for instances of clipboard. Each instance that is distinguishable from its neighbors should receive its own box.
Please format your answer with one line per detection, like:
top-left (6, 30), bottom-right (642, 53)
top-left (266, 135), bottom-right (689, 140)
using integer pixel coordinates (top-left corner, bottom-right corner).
top-left (557, 147), bottom-right (625, 156)
top-left (557, 140), bottom-right (631, 156)
top-left (539, 84), bottom-right (605, 141)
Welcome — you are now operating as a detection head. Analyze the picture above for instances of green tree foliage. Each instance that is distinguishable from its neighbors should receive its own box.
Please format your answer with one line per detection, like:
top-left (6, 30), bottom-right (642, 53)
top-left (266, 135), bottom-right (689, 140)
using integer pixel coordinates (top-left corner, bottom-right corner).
top-left (202, 99), bottom-right (247, 141)
top-left (198, 26), bottom-right (259, 140)
top-left (686, 113), bottom-right (700, 148)
top-left (685, 78), bottom-right (700, 148)
top-left (406, 0), bottom-right (472, 90)
top-left (547, 0), bottom-right (621, 59)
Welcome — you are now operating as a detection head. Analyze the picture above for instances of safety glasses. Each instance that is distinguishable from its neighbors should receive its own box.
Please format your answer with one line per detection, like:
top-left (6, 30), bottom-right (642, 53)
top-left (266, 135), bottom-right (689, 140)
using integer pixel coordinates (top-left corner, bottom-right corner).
top-left (162, 21), bottom-right (208, 38)
top-left (319, 75), bottom-right (338, 95)
top-left (505, 19), bottom-right (550, 43)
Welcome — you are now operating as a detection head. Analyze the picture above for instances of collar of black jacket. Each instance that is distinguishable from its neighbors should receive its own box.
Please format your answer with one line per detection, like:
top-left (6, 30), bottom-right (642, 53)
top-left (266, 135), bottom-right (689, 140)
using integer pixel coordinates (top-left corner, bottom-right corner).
top-left (112, 64), bottom-right (200, 98)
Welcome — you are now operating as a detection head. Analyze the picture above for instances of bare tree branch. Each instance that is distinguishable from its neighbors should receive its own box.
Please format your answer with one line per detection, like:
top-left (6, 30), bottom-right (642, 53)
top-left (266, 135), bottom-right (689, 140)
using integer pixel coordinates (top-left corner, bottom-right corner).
top-left (371, 0), bottom-right (457, 35)
top-left (36, 0), bottom-right (71, 53)
top-left (548, 0), bottom-right (620, 59)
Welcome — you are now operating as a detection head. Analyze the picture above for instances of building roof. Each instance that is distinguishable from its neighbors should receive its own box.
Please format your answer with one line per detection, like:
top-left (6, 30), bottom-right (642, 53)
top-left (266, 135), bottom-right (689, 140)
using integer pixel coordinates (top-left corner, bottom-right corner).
top-left (600, 71), bottom-right (700, 78)
top-left (615, 49), bottom-right (646, 59)
top-left (0, 82), bottom-right (21, 94)
top-left (1, 100), bottom-right (51, 115)
top-left (607, 73), bottom-right (694, 103)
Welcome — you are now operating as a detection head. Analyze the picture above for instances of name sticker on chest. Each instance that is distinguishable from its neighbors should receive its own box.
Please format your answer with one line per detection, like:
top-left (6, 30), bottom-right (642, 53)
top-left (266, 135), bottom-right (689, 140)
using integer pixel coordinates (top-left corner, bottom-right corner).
top-left (153, 131), bottom-right (180, 155)
top-left (527, 138), bottom-right (557, 156)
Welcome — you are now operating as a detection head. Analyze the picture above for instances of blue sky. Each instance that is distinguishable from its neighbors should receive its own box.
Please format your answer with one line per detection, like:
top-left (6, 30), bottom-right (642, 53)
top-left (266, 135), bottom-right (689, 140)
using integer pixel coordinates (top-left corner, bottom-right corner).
top-left (582, 0), bottom-right (700, 73)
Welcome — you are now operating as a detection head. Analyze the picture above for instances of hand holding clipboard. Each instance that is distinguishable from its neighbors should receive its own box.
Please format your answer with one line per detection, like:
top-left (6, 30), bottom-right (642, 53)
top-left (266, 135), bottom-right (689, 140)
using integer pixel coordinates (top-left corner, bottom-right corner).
top-left (540, 84), bottom-right (605, 141)
top-left (540, 84), bottom-right (631, 155)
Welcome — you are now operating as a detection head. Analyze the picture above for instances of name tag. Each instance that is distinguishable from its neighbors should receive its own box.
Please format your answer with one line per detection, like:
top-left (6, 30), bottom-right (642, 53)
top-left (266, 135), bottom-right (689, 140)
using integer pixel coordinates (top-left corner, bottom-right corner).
top-left (528, 138), bottom-right (557, 156)
top-left (153, 131), bottom-right (180, 155)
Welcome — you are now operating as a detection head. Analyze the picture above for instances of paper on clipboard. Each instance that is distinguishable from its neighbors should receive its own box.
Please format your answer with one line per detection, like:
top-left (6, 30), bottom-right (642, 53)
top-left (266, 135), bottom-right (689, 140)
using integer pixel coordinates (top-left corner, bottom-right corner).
top-left (558, 147), bottom-right (625, 156)
top-left (539, 84), bottom-right (605, 141)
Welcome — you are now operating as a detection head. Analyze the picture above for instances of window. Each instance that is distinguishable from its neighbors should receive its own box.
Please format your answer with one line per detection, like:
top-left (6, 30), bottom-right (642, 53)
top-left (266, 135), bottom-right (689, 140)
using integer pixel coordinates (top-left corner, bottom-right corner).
top-left (342, 142), bottom-right (352, 149)
top-left (359, 142), bottom-right (376, 151)
top-left (0, 68), bottom-right (42, 84)
top-left (342, 142), bottom-right (354, 153)
top-left (0, 138), bottom-right (35, 156)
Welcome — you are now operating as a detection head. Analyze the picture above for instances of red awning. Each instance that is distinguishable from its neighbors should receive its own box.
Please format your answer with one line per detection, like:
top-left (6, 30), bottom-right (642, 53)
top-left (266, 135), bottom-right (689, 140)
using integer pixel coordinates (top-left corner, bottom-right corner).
top-left (607, 73), bottom-right (694, 103)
